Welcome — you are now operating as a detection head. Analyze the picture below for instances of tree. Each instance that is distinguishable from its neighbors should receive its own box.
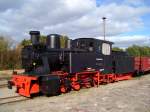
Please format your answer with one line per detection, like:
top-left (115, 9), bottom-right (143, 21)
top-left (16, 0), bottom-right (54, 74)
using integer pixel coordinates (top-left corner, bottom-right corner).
top-left (126, 45), bottom-right (150, 56)
top-left (21, 39), bottom-right (31, 46)
top-left (0, 36), bottom-right (13, 69)
top-left (112, 47), bottom-right (124, 51)
top-left (21, 35), bottom-right (47, 46)
top-left (0, 36), bottom-right (10, 52)
top-left (20, 35), bottom-right (69, 48)
top-left (40, 35), bottom-right (47, 44)
top-left (140, 46), bottom-right (150, 56)
top-left (60, 35), bottom-right (69, 48)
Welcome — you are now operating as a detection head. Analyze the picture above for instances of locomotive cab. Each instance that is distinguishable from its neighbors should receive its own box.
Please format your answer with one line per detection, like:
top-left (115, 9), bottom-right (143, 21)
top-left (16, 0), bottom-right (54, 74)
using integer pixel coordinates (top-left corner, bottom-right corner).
top-left (72, 38), bottom-right (113, 54)
top-left (71, 38), bottom-right (113, 74)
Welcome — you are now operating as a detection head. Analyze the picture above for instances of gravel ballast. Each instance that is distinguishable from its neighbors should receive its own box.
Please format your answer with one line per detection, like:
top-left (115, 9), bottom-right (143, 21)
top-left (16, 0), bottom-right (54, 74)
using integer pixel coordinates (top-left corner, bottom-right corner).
top-left (0, 74), bottom-right (150, 112)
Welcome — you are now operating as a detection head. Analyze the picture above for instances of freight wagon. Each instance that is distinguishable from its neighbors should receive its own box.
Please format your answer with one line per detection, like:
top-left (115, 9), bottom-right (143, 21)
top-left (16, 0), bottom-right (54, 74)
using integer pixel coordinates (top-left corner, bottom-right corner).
top-left (134, 57), bottom-right (150, 74)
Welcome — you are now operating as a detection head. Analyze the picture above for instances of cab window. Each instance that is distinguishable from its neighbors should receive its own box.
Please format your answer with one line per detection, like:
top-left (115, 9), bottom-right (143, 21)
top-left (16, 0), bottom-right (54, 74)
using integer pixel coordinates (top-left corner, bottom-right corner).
top-left (102, 43), bottom-right (111, 55)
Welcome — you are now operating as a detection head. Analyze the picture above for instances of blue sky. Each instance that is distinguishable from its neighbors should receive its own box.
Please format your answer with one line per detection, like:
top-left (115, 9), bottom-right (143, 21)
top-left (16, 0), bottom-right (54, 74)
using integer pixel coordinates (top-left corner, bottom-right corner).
top-left (0, 0), bottom-right (149, 48)
top-left (96, 0), bottom-right (150, 36)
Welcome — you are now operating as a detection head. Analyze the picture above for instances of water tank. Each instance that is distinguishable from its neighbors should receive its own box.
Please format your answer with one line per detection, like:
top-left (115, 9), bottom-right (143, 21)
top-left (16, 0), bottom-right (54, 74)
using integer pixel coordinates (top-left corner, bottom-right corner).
top-left (29, 31), bottom-right (40, 45)
top-left (47, 34), bottom-right (61, 49)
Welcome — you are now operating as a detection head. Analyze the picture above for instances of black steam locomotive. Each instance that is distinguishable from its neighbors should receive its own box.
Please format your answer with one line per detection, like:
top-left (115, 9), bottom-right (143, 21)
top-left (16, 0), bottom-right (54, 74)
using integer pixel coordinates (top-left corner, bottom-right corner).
top-left (22, 31), bottom-right (134, 74)
top-left (8, 31), bottom-right (135, 97)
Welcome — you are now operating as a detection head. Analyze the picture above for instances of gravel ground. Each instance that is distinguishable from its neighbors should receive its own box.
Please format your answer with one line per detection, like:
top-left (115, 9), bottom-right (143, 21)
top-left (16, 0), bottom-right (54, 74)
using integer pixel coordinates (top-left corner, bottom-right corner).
top-left (0, 69), bottom-right (24, 80)
top-left (0, 80), bottom-right (7, 85)
top-left (0, 74), bottom-right (150, 112)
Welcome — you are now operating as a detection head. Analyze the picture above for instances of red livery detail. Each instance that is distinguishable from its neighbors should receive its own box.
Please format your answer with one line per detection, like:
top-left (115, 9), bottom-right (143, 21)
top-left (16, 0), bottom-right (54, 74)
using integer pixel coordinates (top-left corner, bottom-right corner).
top-left (134, 57), bottom-right (150, 73)
top-left (9, 70), bottom-right (133, 97)
top-left (115, 73), bottom-right (132, 81)
top-left (9, 73), bottom-right (39, 97)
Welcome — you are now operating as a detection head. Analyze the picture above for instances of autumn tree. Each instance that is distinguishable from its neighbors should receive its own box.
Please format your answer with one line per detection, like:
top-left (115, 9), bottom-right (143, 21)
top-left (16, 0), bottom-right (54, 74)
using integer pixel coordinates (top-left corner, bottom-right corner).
top-left (0, 36), bottom-right (13, 69)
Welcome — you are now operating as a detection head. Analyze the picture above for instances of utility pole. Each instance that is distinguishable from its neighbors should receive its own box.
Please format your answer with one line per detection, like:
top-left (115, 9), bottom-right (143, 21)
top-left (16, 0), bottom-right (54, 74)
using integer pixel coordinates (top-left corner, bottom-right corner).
top-left (102, 17), bottom-right (106, 40)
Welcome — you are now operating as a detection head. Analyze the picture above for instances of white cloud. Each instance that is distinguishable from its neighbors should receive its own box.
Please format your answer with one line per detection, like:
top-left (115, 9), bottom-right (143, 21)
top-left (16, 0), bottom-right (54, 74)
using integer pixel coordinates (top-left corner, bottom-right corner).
top-left (0, 0), bottom-right (149, 47)
top-left (96, 35), bottom-right (150, 48)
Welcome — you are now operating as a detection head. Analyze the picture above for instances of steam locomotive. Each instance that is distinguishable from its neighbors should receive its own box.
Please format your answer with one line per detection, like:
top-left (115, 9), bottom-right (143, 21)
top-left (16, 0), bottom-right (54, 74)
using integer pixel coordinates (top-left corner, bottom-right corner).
top-left (8, 31), bottom-right (150, 97)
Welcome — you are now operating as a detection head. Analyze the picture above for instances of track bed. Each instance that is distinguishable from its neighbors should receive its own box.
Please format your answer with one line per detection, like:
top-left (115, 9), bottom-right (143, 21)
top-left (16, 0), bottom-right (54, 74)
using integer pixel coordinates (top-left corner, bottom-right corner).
top-left (0, 96), bottom-right (29, 105)
top-left (0, 74), bottom-right (150, 112)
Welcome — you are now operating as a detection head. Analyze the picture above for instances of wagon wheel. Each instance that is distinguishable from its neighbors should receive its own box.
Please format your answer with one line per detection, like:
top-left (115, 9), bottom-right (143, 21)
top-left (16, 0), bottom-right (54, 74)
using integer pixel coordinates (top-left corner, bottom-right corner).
top-left (72, 83), bottom-right (81, 91)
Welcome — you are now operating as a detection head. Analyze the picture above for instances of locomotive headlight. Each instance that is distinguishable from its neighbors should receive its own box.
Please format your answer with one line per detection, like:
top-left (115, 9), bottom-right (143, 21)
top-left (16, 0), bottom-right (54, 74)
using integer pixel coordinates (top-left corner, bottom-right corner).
top-left (33, 62), bottom-right (36, 66)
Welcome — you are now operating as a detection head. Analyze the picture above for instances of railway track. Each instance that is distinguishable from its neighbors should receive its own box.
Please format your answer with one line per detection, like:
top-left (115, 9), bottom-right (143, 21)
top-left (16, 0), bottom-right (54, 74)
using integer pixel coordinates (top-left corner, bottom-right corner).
top-left (0, 96), bottom-right (30, 105)
top-left (0, 77), bottom-right (11, 81)
top-left (0, 79), bottom-right (8, 88)
top-left (0, 84), bottom-right (8, 88)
